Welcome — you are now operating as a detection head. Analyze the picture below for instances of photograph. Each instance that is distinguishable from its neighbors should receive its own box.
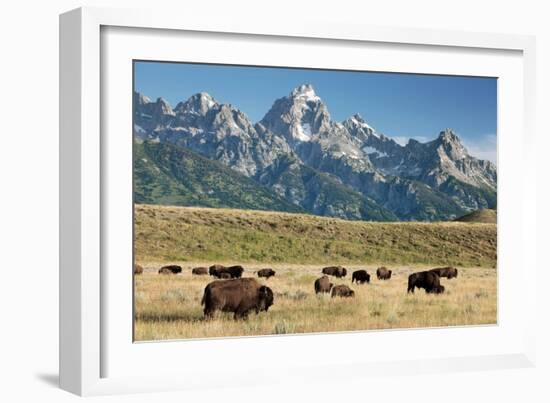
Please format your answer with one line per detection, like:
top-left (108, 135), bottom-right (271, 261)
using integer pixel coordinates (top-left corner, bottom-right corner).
top-left (132, 61), bottom-right (497, 341)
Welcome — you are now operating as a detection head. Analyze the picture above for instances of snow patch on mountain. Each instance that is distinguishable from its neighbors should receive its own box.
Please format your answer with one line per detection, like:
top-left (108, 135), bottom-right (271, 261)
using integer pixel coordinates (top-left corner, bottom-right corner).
top-left (293, 123), bottom-right (312, 142)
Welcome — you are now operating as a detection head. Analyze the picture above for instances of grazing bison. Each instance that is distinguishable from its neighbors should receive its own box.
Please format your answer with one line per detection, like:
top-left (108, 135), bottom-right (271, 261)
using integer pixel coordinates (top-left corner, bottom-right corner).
top-left (331, 285), bottom-right (355, 298)
top-left (209, 264), bottom-right (226, 276)
top-left (134, 264), bottom-right (143, 275)
top-left (209, 264), bottom-right (244, 278)
top-left (226, 265), bottom-right (244, 278)
top-left (158, 265), bottom-right (182, 275)
top-left (314, 275), bottom-right (334, 294)
top-left (201, 278), bottom-right (274, 319)
top-left (407, 271), bottom-right (444, 294)
top-left (257, 268), bottom-right (276, 279)
top-left (351, 270), bottom-right (370, 284)
top-left (322, 266), bottom-right (347, 278)
top-left (430, 267), bottom-right (458, 279)
top-left (376, 267), bottom-right (392, 280)
top-left (192, 267), bottom-right (208, 275)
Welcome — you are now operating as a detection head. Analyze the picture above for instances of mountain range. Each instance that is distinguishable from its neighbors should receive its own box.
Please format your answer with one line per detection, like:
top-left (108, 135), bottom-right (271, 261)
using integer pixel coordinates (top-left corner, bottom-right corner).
top-left (133, 84), bottom-right (497, 221)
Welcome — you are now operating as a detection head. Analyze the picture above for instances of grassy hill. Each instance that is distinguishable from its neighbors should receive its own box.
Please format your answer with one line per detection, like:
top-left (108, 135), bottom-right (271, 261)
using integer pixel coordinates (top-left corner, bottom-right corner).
top-left (134, 141), bottom-right (304, 213)
top-left (135, 204), bottom-right (497, 267)
top-left (454, 208), bottom-right (497, 224)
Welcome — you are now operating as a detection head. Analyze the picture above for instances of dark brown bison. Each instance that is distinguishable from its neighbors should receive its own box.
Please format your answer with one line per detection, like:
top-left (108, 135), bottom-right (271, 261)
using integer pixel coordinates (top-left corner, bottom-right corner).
top-left (376, 267), bottom-right (392, 280)
top-left (201, 278), bottom-right (274, 319)
top-left (209, 264), bottom-right (226, 276)
top-left (430, 267), bottom-right (458, 279)
top-left (407, 271), bottom-right (444, 294)
top-left (322, 266), bottom-right (347, 278)
top-left (257, 268), bottom-right (276, 279)
top-left (331, 285), bottom-right (355, 298)
top-left (226, 265), bottom-right (244, 278)
top-left (158, 265), bottom-right (182, 275)
top-left (134, 264), bottom-right (143, 275)
top-left (209, 264), bottom-right (244, 278)
top-left (351, 270), bottom-right (370, 284)
top-left (192, 267), bottom-right (208, 275)
top-left (314, 275), bottom-right (334, 294)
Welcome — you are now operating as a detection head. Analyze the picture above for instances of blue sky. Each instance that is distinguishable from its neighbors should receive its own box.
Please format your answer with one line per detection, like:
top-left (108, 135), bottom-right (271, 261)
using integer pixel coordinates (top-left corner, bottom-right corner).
top-left (134, 61), bottom-right (497, 163)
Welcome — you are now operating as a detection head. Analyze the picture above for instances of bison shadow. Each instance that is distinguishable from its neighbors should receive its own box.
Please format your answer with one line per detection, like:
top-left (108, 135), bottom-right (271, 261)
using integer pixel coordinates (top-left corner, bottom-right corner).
top-left (135, 311), bottom-right (204, 323)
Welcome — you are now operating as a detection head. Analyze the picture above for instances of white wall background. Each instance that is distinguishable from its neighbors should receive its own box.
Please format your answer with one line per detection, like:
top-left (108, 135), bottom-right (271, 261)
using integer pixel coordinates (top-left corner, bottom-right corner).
top-left (0, 0), bottom-right (547, 402)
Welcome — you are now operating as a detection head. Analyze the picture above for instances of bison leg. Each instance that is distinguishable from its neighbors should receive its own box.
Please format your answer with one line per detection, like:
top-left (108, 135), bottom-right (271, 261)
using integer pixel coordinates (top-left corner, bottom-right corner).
top-left (204, 307), bottom-right (215, 319)
top-left (234, 303), bottom-right (251, 320)
top-left (234, 309), bottom-right (250, 320)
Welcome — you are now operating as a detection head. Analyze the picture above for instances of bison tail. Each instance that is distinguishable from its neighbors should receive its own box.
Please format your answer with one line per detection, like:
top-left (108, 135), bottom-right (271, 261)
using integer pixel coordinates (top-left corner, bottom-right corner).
top-left (407, 279), bottom-right (414, 293)
top-left (201, 286), bottom-right (209, 306)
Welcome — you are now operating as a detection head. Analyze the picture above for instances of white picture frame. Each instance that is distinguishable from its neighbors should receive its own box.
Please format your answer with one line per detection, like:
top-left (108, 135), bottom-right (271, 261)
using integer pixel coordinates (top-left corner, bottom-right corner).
top-left (59, 6), bottom-right (537, 396)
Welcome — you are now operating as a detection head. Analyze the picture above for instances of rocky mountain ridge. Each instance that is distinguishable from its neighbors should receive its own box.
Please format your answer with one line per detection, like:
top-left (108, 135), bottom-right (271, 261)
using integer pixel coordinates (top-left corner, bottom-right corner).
top-left (133, 84), bottom-right (497, 221)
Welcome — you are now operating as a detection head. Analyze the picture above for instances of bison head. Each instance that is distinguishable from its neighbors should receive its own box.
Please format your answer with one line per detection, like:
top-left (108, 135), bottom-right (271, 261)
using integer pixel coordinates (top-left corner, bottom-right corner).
top-left (342, 268), bottom-right (347, 277)
top-left (258, 286), bottom-right (274, 312)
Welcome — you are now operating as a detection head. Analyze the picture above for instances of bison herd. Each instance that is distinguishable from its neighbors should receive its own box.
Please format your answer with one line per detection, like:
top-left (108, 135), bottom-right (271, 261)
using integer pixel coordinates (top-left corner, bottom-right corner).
top-left (134, 263), bottom-right (459, 320)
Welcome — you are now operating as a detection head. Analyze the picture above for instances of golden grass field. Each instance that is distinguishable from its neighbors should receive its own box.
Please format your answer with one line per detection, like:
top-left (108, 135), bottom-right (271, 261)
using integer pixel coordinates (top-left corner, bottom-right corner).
top-left (134, 263), bottom-right (496, 341)
top-left (134, 205), bottom-right (497, 341)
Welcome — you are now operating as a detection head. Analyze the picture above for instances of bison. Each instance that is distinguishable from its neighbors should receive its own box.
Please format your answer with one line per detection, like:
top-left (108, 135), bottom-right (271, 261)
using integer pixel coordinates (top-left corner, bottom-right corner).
top-left (209, 264), bottom-right (244, 278)
top-left (407, 271), bottom-right (444, 294)
top-left (201, 278), bottom-right (274, 319)
top-left (430, 267), bottom-right (458, 279)
top-left (351, 270), bottom-right (370, 284)
top-left (158, 265), bottom-right (182, 275)
top-left (331, 285), bottom-right (355, 298)
top-left (209, 264), bottom-right (226, 276)
top-left (376, 267), bottom-right (392, 280)
top-left (226, 265), bottom-right (244, 278)
top-left (257, 268), bottom-right (276, 279)
top-left (134, 264), bottom-right (143, 275)
top-left (322, 266), bottom-right (347, 278)
top-left (192, 267), bottom-right (208, 275)
top-left (314, 275), bottom-right (334, 294)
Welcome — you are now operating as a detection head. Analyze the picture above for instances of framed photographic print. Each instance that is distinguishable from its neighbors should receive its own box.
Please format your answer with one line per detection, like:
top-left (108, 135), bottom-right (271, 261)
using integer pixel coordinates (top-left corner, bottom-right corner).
top-left (60, 6), bottom-right (537, 396)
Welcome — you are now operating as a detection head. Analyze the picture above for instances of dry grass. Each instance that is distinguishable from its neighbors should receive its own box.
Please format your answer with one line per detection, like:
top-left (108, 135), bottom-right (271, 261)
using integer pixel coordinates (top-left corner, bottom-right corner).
top-left (134, 204), bottom-right (497, 267)
top-left (134, 263), bottom-right (496, 341)
top-left (134, 204), bottom-right (496, 341)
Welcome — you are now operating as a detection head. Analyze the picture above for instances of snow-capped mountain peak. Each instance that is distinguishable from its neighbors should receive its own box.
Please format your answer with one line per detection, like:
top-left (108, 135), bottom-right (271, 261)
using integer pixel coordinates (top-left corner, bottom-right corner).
top-left (438, 128), bottom-right (460, 143)
top-left (290, 83), bottom-right (320, 102)
top-left (344, 113), bottom-right (379, 138)
top-left (136, 93), bottom-right (152, 105)
top-left (435, 129), bottom-right (469, 160)
top-left (259, 84), bottom-right (332, 144)
top-left (175, 92), bottom-right (219, 115)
